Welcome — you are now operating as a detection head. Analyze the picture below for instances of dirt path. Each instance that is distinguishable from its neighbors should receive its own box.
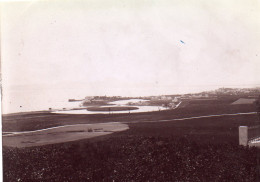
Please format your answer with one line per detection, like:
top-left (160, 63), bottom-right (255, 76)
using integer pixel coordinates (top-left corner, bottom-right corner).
top-left (2, 123), bottom-right (129, 148)
top-left (123, 111), bottom-right (257, 123)
top-left (158, 112), bottom-right (257, 122)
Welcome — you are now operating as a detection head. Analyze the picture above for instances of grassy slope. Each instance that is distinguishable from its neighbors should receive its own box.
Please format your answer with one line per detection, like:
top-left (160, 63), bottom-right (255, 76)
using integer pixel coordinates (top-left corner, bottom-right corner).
top-left (2, 101), bottom-right (260, 181)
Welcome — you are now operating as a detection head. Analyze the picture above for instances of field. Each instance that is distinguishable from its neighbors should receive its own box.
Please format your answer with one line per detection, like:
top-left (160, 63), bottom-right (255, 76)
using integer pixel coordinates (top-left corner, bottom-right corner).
top-left (2, 99), bottom-right (260, 181)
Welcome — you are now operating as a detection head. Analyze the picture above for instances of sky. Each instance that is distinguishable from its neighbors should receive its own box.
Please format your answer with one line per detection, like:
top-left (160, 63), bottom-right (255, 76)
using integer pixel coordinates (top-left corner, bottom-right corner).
top-left (1, 0), bottom-right (260, 97)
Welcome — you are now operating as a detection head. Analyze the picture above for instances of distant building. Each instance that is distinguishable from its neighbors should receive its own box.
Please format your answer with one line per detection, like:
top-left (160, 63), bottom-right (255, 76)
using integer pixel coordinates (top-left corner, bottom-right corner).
top-left (151, 96), bottom-right (160, 101)
top-left (85, 96), bottom-right (94, 100)
top-left (169, 103), bottom-right (176, 108)
top-left (161, 96), bottom-right (172, 100)
top-left (172, 97), bottom-right (179, 103)
top-left (83, 99), bottom-right (91, 103)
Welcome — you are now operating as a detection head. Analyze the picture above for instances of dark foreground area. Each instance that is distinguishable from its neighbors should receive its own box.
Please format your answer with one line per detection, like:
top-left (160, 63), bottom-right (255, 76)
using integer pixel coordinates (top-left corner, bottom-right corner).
top-left (2, 101), bottom-right (260, 181)
top-left (3, 114), bottom-right (260, 182)
top-left (3, 136), bottom-right (258, 181)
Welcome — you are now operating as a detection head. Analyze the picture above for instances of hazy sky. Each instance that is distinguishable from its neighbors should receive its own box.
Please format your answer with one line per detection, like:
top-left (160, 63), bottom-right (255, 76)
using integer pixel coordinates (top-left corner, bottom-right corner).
top-left (1, 0), bottom-right (260, 96)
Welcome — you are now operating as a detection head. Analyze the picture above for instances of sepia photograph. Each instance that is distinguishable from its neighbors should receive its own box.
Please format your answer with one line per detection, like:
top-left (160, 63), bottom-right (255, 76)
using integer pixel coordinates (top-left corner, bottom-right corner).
top-left (1, 0), bottom-right (260, 181)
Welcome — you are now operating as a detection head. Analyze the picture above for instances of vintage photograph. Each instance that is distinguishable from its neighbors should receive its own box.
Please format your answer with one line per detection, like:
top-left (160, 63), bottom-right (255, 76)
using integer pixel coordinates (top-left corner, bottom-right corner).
top-left (1, 0), bottom-right (260, 181)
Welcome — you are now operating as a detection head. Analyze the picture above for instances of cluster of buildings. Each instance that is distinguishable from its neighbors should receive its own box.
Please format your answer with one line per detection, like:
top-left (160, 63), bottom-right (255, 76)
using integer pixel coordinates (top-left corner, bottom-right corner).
top-left (82, 96), bottom-right (124, 104)
top-left (206, 87), bottom-right (260, 96)
top-left (127, 96), bottom-right (181, 109)
top-left (180, 87), bottom-right (260, 99)
top-left (180, 93), bottom-right (210, 100)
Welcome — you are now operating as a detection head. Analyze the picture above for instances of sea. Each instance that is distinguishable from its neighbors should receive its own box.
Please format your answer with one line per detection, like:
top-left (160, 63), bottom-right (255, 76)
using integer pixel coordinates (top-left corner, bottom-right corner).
top-left (1, 88), bottom-right (87, 114)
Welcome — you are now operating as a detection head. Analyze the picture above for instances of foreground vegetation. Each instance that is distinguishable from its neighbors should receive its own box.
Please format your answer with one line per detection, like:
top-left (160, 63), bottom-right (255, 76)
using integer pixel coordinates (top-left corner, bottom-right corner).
top-left (3, 136), bottom-right (258, 182)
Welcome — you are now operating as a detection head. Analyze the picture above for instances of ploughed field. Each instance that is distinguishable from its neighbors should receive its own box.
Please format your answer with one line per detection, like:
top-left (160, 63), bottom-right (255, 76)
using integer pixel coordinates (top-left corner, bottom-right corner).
top-left (2, 98), bottom-right (260, 181)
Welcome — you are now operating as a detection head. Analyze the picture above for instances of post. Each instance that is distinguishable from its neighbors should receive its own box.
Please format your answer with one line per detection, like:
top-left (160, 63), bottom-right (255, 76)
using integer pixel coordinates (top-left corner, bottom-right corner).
top-left (239, 126), bottom-right (248, 146)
